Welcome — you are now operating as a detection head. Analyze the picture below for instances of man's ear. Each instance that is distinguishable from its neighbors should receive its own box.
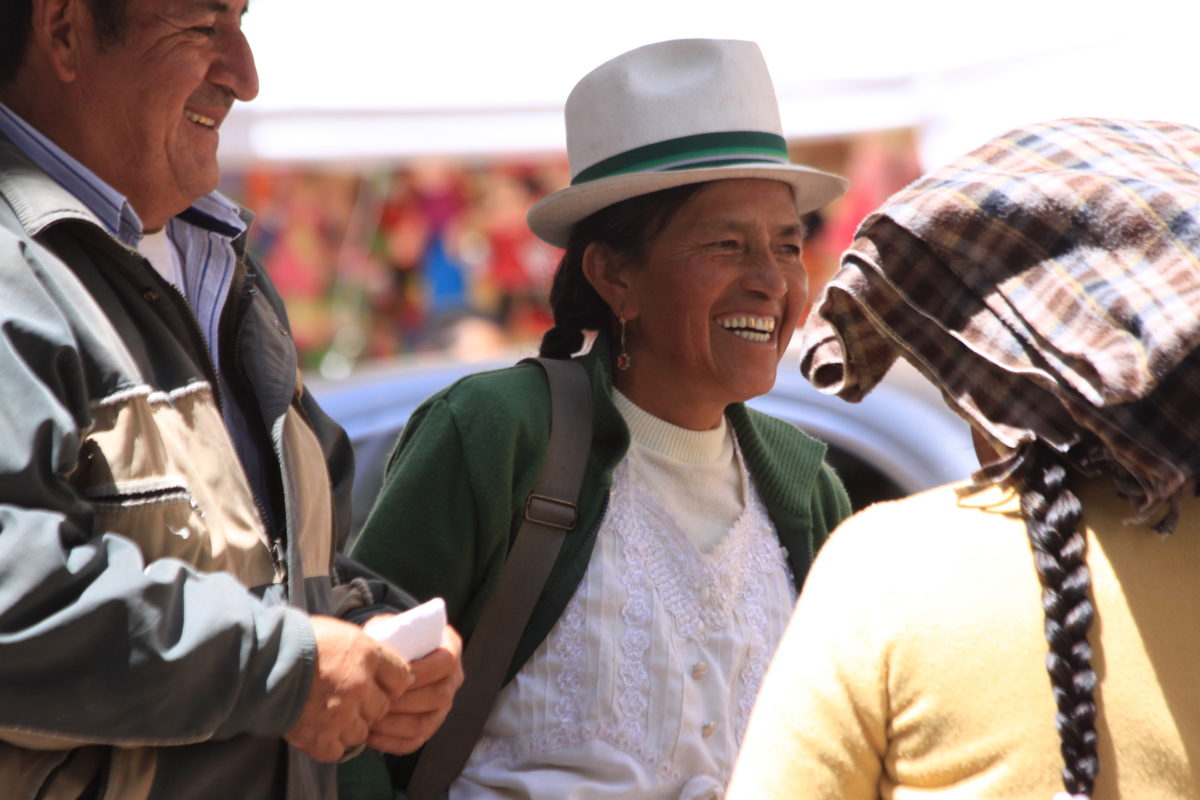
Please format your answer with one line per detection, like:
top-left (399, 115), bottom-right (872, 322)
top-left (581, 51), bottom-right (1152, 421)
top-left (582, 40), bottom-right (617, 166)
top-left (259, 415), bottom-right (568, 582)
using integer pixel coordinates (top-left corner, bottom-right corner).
top-left (30, 0), bottom-right (87, 83)
top-left (582, 242), bottom-right (639, 320)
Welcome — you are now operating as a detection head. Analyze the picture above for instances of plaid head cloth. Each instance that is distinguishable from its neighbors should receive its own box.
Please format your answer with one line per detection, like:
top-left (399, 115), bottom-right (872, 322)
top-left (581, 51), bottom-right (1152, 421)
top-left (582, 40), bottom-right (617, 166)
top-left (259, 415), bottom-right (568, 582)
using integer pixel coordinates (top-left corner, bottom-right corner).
top-left (800, 117), bottom-right (1200, 531)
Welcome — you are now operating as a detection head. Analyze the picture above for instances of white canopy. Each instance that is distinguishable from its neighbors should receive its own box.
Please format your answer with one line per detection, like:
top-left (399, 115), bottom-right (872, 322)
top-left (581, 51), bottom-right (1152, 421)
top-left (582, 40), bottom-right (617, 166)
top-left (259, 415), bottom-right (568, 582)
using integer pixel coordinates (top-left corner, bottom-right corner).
top-left (222, 0), bottom-right (1199, 171)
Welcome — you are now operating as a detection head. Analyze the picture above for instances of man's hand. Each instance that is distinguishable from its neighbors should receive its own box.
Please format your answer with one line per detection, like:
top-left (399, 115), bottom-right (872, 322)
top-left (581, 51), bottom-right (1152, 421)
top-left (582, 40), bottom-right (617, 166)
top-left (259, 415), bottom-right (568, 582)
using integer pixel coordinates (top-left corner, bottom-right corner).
top-left (362, 624), bottom-right (464, 755)
top-left (285, 615), bottom-right (414, 763)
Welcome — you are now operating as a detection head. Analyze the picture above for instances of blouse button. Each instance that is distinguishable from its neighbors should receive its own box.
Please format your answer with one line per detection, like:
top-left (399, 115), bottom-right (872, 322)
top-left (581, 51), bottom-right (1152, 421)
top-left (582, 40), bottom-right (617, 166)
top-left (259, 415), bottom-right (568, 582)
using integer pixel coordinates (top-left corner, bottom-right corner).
top-left (691, 661), bottom-right (708, 680)
top-left (701, 721), bottom-right (718, 738)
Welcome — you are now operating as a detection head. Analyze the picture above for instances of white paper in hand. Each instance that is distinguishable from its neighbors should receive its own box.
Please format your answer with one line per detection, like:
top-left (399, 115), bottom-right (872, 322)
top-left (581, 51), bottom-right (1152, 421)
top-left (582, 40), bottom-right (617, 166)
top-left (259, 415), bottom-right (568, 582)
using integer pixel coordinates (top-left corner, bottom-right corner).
top-left (367, 597), bottom-right (447, 662)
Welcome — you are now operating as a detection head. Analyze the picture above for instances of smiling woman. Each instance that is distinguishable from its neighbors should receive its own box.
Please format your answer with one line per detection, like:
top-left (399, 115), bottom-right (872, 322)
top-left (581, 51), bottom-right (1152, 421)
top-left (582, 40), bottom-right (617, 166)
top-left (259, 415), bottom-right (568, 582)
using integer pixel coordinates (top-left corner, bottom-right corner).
top-left (591, 179), bottom-right (808, 430)
top-left (339, 38), bottom-right (853, 800)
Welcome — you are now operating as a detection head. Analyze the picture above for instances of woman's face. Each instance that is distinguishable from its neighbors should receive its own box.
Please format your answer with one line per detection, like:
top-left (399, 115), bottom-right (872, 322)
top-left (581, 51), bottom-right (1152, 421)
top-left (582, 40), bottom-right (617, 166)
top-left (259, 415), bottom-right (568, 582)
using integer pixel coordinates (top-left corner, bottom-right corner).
top-left (616, 179), bottom-right (808, 430)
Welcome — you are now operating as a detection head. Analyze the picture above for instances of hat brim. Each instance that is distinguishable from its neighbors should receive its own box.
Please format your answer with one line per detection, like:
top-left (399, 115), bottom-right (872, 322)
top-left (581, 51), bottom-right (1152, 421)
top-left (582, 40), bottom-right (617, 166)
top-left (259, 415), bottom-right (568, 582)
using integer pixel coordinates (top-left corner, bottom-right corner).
top-left (526, 163), bottom-right (849, 248)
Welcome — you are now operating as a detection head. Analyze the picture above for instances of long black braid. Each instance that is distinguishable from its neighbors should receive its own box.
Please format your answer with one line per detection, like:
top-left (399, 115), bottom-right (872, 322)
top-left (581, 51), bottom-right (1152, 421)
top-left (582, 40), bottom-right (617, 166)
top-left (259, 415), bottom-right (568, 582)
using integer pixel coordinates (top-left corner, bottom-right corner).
top-left (1017, 442), bottom-right (1098, 797)
top-left (538, 183), bottom-right (709, 359)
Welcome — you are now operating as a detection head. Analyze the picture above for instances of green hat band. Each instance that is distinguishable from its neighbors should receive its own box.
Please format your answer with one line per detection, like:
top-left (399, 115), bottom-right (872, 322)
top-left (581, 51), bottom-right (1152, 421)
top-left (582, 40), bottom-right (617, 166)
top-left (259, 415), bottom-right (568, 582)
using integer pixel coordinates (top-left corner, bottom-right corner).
top-left (571, 130), bottom-right (790, 185)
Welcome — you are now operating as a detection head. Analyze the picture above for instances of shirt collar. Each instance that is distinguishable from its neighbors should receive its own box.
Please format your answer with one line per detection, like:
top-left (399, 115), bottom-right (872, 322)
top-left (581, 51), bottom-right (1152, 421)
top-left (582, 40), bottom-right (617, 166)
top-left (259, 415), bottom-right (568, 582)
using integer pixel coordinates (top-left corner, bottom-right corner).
top-left (0, 101), bottom-right (247, 246)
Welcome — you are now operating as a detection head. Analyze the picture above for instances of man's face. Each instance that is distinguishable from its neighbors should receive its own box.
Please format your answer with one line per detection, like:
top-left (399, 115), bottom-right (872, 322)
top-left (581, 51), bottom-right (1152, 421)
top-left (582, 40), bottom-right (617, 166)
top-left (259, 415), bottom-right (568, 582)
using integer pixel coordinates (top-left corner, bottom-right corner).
top-left (73, 0), bottom-right (258, 228)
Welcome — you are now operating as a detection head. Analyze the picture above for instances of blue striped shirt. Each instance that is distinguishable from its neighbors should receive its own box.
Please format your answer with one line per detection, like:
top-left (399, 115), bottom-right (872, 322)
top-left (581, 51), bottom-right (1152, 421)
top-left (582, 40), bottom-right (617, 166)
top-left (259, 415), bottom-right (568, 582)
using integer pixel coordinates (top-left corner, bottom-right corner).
top-left (0, 101), bottom-right (280, 535)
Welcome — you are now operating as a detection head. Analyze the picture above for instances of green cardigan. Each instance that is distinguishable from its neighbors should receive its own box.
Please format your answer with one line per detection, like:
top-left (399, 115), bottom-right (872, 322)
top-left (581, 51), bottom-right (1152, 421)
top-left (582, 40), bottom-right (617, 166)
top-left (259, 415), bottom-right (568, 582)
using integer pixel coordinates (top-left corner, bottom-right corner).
top-left (340, 333), bottom-right (852, 797)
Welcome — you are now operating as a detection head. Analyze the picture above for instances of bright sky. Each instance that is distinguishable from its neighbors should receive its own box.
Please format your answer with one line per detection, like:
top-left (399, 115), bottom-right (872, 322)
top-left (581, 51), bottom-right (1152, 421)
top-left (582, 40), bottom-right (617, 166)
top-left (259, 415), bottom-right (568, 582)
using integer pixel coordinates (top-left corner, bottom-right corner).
top-left (226, 0), bottom-right (1199, 167)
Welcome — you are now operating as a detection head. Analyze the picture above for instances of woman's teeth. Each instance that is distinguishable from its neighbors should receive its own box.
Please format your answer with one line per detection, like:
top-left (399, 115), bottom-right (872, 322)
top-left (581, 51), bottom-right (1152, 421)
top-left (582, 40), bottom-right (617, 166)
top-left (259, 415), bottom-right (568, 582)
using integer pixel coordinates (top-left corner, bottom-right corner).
top-left (716, 316), bottom-right (775, 342)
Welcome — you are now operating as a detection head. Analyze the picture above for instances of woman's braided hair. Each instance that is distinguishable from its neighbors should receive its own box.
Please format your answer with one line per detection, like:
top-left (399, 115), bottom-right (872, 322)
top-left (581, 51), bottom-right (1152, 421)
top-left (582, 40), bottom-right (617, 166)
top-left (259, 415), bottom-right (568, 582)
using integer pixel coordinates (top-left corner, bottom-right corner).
top-left (538, 182), bottom-right (709, 359)
top-left (1017, 442), bottom-right (1099, 798)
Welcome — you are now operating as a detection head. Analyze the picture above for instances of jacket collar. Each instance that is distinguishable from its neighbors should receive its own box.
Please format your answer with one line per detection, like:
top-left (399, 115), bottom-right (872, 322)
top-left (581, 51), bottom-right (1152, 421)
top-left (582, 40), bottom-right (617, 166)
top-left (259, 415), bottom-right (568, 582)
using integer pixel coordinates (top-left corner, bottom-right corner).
top-left (0, 133), bottom-right (104, 238)
top-left (0, 127), bottom-right (251, 252)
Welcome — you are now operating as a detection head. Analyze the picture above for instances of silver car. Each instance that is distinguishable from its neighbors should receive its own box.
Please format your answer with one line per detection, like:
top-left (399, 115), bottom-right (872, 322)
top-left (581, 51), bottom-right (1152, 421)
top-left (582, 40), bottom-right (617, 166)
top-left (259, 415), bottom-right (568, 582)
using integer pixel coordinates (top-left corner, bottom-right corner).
top-left (310, 352), bottom-right (978, 543)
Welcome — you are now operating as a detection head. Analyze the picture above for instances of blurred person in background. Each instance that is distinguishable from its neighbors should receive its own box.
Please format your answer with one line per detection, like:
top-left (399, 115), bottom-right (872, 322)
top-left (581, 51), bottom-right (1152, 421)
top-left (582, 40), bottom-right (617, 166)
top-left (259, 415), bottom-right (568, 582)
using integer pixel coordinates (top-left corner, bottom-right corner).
top-left (727, 117), bottom-right (1200, 800)
top-left (0, 0), bottom-right (460, 796)
top-left (341, 38), bottom-right (851, 799)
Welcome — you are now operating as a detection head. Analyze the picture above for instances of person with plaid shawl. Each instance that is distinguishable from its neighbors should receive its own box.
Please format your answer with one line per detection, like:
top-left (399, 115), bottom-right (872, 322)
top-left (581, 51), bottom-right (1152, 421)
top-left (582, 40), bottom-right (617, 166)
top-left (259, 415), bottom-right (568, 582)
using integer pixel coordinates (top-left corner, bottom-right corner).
top-left (727, 117), bottom-right (1200, 800)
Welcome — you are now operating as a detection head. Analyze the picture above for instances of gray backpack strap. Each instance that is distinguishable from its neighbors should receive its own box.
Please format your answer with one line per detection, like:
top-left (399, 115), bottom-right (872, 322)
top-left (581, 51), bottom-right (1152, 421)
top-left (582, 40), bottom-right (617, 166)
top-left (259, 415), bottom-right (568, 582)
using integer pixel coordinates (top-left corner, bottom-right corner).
top-left (406, 356), bottom-right (593, 799)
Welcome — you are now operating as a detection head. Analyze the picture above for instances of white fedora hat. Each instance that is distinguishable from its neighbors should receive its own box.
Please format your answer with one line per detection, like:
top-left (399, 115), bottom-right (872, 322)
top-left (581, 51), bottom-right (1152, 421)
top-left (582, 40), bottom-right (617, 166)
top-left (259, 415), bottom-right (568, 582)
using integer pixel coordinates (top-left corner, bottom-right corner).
top-left (526, 38), bottom-right (849, 248)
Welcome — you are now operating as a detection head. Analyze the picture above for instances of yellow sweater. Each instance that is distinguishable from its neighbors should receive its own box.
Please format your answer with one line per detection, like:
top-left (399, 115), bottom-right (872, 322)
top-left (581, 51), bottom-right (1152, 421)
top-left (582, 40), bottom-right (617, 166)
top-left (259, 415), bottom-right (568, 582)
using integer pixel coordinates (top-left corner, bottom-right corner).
top-left (727, 478), bottom-right (1200, 799)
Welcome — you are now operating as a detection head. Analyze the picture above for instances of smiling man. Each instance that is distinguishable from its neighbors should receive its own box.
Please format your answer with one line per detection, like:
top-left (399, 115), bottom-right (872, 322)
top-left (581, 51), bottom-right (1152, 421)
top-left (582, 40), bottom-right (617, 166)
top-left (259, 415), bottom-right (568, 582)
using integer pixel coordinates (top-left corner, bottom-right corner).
top-left (0, 1), bottom-right (461, 798)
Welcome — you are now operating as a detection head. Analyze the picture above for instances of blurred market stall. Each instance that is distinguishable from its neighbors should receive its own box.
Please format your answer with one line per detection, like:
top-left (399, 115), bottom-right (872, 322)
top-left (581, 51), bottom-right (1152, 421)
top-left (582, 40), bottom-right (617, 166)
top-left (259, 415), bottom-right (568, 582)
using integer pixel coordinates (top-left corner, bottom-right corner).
top-left (215, 0), bottom-right (1197, 374)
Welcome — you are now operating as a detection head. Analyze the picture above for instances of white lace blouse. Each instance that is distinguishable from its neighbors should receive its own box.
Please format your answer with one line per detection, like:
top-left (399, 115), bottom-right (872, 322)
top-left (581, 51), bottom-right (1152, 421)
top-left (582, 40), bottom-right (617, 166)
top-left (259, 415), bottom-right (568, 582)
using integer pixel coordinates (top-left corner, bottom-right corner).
top-left (452, 398), bottom-right (797, 799)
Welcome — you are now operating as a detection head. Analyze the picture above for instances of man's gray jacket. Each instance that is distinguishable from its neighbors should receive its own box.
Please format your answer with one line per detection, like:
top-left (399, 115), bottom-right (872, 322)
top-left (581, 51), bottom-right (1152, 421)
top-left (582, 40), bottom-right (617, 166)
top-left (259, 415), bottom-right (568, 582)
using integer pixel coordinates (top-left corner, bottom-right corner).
top-left (0, 133), bottom-right (364, 799)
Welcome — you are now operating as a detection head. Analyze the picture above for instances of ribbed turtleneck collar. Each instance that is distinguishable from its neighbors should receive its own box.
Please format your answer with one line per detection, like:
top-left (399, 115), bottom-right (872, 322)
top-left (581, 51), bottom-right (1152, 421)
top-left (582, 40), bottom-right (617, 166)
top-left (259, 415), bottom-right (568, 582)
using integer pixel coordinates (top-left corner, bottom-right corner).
top-left (612, 389), bottom-right (731, 464)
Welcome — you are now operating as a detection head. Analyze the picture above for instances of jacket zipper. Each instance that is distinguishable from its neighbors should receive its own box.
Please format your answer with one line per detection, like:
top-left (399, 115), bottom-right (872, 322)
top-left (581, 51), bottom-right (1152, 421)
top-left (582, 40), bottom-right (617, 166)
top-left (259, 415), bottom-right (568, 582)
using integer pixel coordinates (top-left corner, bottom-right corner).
top-left (138, 268), bottom-right (226, 416)
top-left (222, 266), bottom-right (292, 585)
top-left (139, 257), bottom-right (287, 584)
top-left (87, 485), bottom-right (192, 505)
